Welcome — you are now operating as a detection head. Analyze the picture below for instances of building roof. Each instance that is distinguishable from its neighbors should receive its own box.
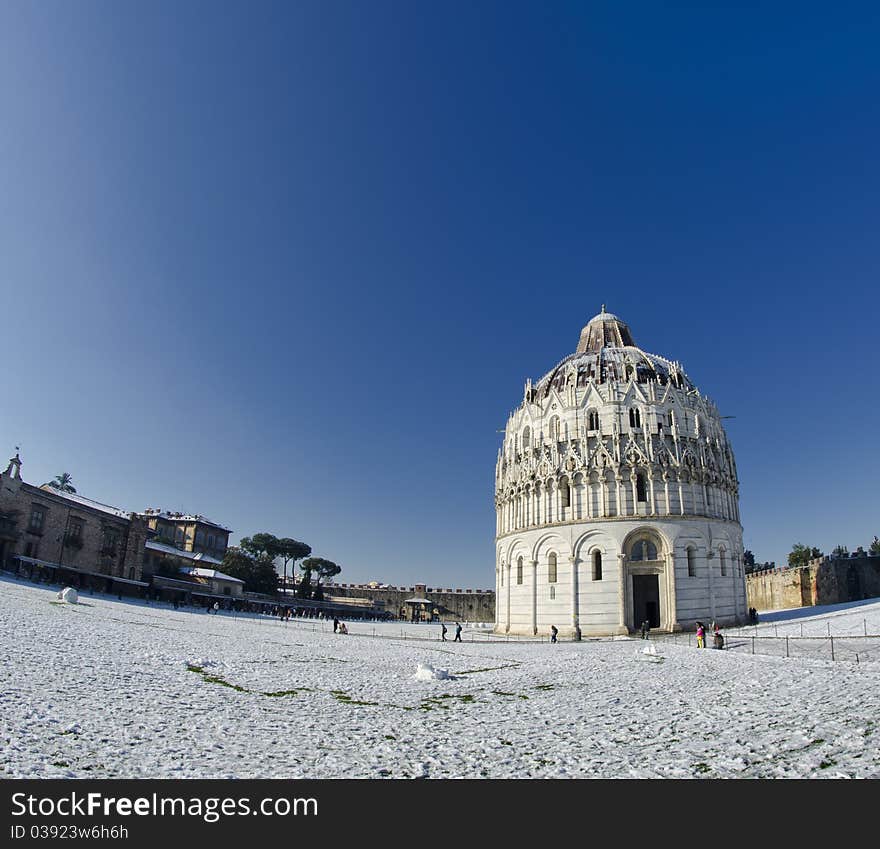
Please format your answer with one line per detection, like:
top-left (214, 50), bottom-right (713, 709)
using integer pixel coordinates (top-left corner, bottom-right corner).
top-left (37, 485), bottom-right (131, 520)
top-left (532, 309), bottom-right (694, 399)
top-left (145, 539), bottom-right (223, 566)
top-left (138, 508), bottom-right (231, 532)
top-left (180, 566), bottom-right (244, 584)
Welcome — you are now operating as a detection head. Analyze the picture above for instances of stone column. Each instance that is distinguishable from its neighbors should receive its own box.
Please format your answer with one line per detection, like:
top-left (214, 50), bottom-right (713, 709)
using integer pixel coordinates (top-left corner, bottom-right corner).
top-left (663, 474), bottom-right (671, 516)
top-left (617, 553), bottom-right (627, 631)
top-left (648, 474), bottom-right (656, 515)
top-left (706, 548), bottom-right (716, 621)
top-left (531, 559), bottom-right (538, 635)
top-left (569, 555), bottom-right (580, 637)
top-left (665, 551), bottom-right (677, 631)
top-left (678, 478), bottom-right (685, 515)
top-left (630, 474), bottom-right (637, 517)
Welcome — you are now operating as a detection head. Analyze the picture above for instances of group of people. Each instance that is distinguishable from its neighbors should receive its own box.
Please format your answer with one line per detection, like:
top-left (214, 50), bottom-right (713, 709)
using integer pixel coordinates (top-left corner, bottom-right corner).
top-left (440, 622), bottom-right (463, 642)
top-left (695, 621), bottom-right (724, 649)
top-left (332, 617), bottom-right (349, 635)
top-left (748, 607), bottom-right (759, 624)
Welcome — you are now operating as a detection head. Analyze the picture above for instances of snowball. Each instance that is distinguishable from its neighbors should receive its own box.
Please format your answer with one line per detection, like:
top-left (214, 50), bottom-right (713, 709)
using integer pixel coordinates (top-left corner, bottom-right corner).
top-left (60, 587), bottom-right (78, 604)
top-left (414, 662), bottom-right (452, 681)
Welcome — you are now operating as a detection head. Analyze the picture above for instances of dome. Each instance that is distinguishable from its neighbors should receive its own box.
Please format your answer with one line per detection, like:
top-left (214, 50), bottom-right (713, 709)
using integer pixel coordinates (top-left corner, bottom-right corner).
top-left (533, 307), bottom-right (693, 399)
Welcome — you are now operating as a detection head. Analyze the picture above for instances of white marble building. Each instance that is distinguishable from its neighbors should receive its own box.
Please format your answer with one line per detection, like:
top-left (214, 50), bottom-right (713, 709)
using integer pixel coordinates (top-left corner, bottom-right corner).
top-left (494, 308), bottom-right (747, 637)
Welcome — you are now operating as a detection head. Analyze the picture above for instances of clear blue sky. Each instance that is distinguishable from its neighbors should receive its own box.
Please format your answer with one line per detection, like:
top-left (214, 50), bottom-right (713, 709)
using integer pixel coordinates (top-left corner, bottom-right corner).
top-left (1, 2), bottom-right (878, 585)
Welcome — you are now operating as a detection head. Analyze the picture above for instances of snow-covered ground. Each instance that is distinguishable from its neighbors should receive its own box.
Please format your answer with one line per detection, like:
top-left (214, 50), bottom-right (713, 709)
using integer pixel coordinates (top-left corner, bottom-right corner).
top-left (1, 575), bottom-right (879, 779)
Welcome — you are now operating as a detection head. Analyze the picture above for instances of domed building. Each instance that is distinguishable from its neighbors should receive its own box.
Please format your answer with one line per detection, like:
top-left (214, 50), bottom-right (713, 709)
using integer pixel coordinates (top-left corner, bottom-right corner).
top-left (494, 307), bottom-right (747, 637)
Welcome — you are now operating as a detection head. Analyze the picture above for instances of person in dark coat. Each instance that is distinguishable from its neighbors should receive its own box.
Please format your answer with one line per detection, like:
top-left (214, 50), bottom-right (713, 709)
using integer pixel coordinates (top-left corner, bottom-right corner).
top-left (550, 625), bottom-right (558, 643)
top-left (640, 620), bottom-right (650, 640)
top-left (453, 622), bottom-right (462, 642)
top-left (441, 623), bottom-right (447, 641)
top-left (333, 617), bottom-right (339, 633)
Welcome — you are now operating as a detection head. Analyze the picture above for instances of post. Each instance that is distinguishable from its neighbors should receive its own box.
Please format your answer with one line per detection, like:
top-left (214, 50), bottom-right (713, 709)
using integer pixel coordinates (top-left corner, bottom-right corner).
top-left (830, 636), bottom-right (835, 661)
top-left (751, 636), bottom-right (755, 654)
top-left (785, 636), bottom-right (789, 658)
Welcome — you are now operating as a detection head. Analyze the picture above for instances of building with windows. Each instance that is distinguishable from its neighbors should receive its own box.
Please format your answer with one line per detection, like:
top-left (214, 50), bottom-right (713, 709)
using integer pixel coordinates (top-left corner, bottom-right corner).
top-left (137, 509), bottom-right (230, 559)
top-left (494, 308), bottom-right (747, 637)
top-left (0, 452), bottom-right (149, 592)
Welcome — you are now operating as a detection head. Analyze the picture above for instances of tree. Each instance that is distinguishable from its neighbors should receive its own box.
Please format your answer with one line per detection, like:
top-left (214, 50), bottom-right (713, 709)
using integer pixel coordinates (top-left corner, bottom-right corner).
top-left (832, 545), bottom-right (849, 557)
top-left (44, 472), bottom-right (76, 493)
top-left (743, 550), bottom-right (755, 572)
top-left (239, 533), bottom-right (281, 561)
top-left (221, 547), bottom-right (279, 596)
top-left (276, 538), bottom-right (311, 596)
top-left (871, 536), bottom-right (880, 556)
top-left (302, 557), bottom-right (341, 590)
top-left (296, 567), bottom-right (312, 599)
top-left (788, 543), bottom-right (820, 569)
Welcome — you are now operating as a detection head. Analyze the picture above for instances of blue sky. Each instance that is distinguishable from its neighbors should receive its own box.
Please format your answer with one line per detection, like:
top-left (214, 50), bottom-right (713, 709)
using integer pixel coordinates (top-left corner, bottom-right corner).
top-left (1, 2), bottom-right (878, 585)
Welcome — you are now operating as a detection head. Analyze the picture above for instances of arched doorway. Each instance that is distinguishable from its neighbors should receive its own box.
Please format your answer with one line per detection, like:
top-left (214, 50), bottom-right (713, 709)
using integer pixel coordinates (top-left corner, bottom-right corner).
top-left (624, 532), bottom-right (667, 631)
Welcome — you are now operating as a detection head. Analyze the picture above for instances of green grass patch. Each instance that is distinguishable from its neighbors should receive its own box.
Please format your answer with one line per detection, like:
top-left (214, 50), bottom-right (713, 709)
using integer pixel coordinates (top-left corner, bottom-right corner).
top-left (455, 663), bottom-right (520, 675)
top-left (52, 761), bottom-right (69, 768)
top-left (419, 693), bottom-right (477, 711)
top-left (491, 690), bottom-right (528, 699)
top-left (331, 691), bottom-right (378, 707)
top-left (693, 762), bottom-right (711, 774)
top-left (261, 689), bottom-right (311, 698)
top-left (533, 684), bottom-right (556, 691)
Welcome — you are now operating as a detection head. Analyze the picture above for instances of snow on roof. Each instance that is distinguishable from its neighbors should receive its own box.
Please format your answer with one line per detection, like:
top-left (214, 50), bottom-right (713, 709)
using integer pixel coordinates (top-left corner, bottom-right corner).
top-left (180, 567), bottom-right (244, 584)
top-left (138, 509), bottom-right (231, 532)
top-left (38, 486), bottom-right (131, 520)
top-left (145, 540), bottom-right (223, 566)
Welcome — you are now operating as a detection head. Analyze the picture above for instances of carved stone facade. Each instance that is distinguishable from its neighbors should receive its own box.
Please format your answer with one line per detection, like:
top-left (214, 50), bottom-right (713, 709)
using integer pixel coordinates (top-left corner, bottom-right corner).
top-left (494, 308), bottom-right (747, 637)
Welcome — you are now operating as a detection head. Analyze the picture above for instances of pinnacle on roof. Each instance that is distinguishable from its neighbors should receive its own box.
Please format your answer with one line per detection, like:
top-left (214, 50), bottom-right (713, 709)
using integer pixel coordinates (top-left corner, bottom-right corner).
top-left (575, 306), bottom-right (635, 354)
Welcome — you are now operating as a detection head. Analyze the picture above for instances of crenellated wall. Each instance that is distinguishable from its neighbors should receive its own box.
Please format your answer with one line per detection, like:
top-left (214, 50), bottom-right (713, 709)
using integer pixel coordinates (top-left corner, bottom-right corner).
top-left (747, 555), bottom-right (880, 611)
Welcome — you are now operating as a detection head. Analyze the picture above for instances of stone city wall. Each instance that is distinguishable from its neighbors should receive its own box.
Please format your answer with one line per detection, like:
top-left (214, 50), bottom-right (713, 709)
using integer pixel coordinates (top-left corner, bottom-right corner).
top-left (330, 583), bottom-right (495, 622)
top-left (746, 555), bottom-right (880, 611)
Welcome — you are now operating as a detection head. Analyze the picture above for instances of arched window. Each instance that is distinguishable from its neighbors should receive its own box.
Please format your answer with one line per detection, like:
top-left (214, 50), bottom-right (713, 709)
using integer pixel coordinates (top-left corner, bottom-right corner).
top-left (630, 539), bottom-right (658, 561)
top-left (516, 557), bottom-right (523, 585)
top-left (548, 553), bottom-right (557, 584)
top-left (636, 473), bottom-right (647, 503)
top-left (593, 550), bottom-right (603, 581)
top-left (549, 416), bottom-right (560, 441)
top-left (720, 549), bottom-right (727, 577)
top-left (522, 426), bottom-right (531, 450)
top-left (559, 478), bottom-right (571, 508)
top-left (587, 409), bottom-right (599, 431)
top-left (629, 408), bottom-right (641, 428)
top-left (687, 547), bottom-right (696, 577)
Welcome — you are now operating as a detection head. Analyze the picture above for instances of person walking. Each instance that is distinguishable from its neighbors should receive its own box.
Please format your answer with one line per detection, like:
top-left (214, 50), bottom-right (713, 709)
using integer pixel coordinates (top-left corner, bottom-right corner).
top-left (333, 616), bottom-right (339, 633)
top-left (640, 620), bottom-right (650, 640)
top-left (441, 623), bottom-right (447, 641)
top-left (550, 625), bottom-right (558, 643)
top-left (713, 624), bottom-right (724, 650)
top-left (696, 622), bottom-right (705, 649)
top-left (453, 622), bottom-right (462, 642)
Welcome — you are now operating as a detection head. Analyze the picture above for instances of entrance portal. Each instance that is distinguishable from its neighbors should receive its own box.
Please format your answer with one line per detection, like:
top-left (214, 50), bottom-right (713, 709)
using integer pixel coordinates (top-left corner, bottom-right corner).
top-left (632, 574), bottom-right (660, 630)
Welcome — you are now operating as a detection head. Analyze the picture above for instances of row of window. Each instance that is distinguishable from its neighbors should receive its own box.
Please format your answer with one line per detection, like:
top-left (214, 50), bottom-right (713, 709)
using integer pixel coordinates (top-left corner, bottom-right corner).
top-left (502, 546), bottom-right (735, 583)
top-left (505, 552), bottom-right (604, 585)
top-left (27, 504), bottom-right (120, 554)
top-left (514, 410), bottom-right (705, 449)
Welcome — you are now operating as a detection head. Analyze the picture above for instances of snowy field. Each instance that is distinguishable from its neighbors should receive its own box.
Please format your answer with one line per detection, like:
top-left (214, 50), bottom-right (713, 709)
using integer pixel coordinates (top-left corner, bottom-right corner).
top-left (1, 575), bottom-right (879, 779)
